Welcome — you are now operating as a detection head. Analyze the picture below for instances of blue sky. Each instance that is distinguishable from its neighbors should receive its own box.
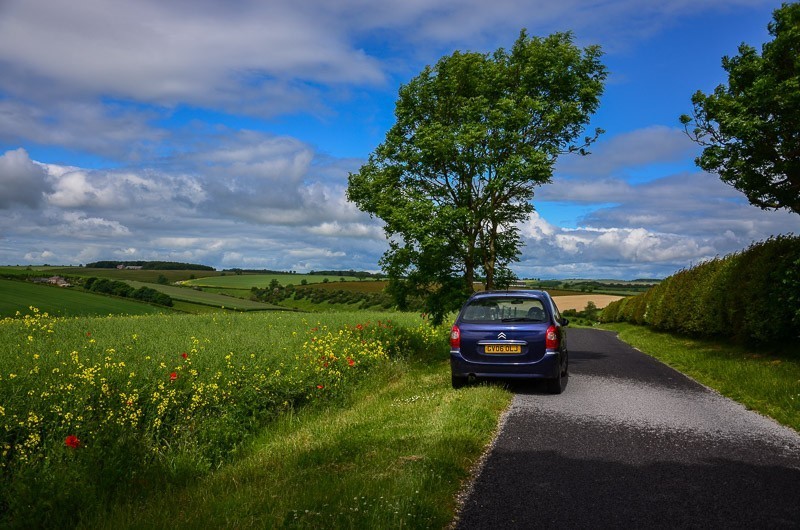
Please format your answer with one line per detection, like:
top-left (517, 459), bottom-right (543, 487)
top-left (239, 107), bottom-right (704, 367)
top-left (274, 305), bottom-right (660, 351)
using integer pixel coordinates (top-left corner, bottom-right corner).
top-left (1, 0), bottom-right (798, 279)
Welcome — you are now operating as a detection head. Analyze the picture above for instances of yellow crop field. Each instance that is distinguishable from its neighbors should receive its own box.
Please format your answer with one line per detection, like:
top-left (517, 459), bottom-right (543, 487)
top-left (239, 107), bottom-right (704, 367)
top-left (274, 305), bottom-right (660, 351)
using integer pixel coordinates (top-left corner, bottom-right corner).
top-left (552, 294), bottom-right (625, 312)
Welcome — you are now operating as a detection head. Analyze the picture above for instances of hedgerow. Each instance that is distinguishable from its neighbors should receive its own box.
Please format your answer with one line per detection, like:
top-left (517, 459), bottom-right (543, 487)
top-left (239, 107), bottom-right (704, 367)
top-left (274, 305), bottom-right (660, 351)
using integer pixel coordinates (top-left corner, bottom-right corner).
top-left (83, 277), bottom-right (174, 307)
top-left (601, 235), bottom-right (800, 348)
top-left (250, 284), bottom-right (425, 311)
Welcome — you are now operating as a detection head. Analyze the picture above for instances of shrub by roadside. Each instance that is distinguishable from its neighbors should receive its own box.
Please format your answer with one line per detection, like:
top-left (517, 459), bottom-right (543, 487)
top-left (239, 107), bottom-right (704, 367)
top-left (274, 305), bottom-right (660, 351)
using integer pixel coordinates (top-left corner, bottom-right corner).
top-left (601, 235), bottom-right (800, 349)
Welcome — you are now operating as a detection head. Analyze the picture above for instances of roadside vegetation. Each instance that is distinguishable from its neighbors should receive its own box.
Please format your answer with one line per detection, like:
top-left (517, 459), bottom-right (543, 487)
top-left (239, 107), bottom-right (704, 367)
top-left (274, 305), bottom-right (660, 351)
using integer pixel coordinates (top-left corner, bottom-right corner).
top-left (96, 358), bottom-right (508, 529)
top-left (0, 307), bottom-right (511, 527)
top-left (562, 301), bottom-right (603, 327)
top-left (601, 235), bottom-right (800, 349)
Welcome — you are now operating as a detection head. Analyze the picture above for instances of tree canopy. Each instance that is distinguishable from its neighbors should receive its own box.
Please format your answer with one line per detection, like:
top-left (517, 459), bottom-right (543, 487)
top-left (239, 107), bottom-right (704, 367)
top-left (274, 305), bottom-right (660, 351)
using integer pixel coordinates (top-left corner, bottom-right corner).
top-left (680, 2), bottom-right (800, 215)
top-left (347, 30), bottom-right (606, 323)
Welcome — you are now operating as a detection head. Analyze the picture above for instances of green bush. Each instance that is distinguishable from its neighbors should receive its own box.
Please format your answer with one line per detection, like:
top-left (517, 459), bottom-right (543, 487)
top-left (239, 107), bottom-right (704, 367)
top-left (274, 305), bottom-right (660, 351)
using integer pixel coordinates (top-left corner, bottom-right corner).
top-left (601, 235), bottom-right (800, 349)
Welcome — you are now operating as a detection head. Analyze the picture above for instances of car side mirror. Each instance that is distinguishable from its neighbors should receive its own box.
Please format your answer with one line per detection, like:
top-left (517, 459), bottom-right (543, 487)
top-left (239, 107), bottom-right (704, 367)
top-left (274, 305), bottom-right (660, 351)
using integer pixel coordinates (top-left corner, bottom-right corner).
top-left (561, 318), bottom-right (569, 326)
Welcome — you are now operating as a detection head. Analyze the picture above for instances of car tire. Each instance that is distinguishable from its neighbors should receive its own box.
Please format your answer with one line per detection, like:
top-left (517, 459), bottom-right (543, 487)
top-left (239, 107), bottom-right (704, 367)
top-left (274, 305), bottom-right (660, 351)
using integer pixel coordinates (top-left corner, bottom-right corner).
top-left (547, 357), bottom-right (567, 394)
top-left (451, 373), bottom-right (467, 389)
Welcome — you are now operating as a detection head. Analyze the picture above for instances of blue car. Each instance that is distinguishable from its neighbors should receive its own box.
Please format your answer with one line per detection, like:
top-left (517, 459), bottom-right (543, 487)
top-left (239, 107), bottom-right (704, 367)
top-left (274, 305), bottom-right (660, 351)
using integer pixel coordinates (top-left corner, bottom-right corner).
top-left (449, 290), bottom-right (569, 393)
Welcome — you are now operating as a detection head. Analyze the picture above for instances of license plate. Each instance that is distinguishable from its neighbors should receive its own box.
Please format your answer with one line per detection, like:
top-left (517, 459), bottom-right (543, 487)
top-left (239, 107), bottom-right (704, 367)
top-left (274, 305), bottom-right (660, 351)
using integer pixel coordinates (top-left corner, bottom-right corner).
top-left (484, 344), bottom-right (521, 354)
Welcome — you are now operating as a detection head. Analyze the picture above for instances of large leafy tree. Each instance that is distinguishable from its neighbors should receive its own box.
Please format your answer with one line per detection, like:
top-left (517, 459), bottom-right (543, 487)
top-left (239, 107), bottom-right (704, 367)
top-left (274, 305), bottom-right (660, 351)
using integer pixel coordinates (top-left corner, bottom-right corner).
top-left (680, 2), bottom-right (800, 215)
top-left (347, 30), bottom-right (606, 323)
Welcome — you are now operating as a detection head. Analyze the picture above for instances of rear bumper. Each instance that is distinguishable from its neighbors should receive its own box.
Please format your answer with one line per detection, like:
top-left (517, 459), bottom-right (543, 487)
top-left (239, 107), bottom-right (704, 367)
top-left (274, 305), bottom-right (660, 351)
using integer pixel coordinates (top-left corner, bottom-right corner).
top-left (450, 349), bottom-right (561, 380)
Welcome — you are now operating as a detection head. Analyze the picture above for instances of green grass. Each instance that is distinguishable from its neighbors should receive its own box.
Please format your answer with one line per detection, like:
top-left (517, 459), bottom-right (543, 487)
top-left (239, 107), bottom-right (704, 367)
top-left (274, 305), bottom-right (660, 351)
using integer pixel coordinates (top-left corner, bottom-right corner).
top-left (123, 280), bottom-right (284, 311)
top-left (2, 309), bottom-right (511, 527)
top-left (169, 300), bottom-right (239, 314)
top-left (603, 322), bottom-right (800, 432)
top-left (0, 279), bottom-right (168, 318)
top-left (183, 274), bottom-right (370, 289)
top-left (91, 359), bottom-right (510, 529)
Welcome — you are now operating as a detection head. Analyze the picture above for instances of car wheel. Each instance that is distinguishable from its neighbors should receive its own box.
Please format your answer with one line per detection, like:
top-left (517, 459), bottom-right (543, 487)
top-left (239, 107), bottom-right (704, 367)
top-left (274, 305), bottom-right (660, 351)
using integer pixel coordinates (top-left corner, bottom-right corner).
top-left (547, 358), bottom-right (566, 395)
top-left (451, 373), bottom-right (467, 389)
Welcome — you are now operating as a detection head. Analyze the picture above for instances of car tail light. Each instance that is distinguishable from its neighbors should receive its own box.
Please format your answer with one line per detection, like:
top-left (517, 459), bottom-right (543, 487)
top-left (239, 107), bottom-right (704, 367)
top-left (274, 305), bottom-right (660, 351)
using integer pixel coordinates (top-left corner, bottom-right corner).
top-left (546, 325), bottom-right (559, 350)
top-left (450, 325), bottom-right (461, 348)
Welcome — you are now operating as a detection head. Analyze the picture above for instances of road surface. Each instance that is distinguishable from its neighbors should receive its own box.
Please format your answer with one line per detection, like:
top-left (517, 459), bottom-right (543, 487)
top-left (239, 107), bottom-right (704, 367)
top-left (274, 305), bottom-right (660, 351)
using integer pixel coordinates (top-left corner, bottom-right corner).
top-left (455, 328), bottom-right (800, 529)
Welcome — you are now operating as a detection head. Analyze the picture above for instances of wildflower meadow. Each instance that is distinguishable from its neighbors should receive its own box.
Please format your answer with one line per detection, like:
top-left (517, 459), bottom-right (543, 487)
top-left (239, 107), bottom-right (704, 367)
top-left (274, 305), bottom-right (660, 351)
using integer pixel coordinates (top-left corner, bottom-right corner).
top-left (0, 307), bottom-right (447, 527)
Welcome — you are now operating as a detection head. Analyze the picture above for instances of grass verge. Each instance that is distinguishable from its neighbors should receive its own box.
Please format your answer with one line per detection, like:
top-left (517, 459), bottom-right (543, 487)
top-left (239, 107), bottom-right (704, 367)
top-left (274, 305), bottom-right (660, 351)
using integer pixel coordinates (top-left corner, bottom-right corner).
top-left (603, 322), bottom-right (800, 432)
top-left (90, 361), bottom-right (511, 529)
top-left (0, 278), bottom-right (168, 317)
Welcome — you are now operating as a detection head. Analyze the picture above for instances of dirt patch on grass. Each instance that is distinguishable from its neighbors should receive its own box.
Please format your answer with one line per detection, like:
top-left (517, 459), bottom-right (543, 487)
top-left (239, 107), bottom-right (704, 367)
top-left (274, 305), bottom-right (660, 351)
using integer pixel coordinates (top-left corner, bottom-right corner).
top-left (552, 294), bottom-right (625, 311)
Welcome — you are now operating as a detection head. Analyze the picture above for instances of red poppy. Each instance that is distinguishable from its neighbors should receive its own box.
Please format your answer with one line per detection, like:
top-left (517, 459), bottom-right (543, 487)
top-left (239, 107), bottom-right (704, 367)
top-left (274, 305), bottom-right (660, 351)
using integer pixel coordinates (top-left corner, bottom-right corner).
top-left (181, 352), bottom-right (188, 359)
top-left (170, 372), bottom-right (178, 381)
top-left (348, 358), bottom-right (355, 367)
top-left (317, 384), bottom-right (324, 389)
top-left (65, 435), bottom-right (81, 449)
top-left (356, 324), bottom-right (363, 331)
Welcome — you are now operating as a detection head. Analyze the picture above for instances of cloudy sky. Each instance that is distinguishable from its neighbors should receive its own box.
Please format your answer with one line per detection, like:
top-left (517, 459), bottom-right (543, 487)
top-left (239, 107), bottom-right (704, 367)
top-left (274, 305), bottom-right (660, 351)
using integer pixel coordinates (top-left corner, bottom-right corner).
top-left (1, 0), bottom-right (798, 279)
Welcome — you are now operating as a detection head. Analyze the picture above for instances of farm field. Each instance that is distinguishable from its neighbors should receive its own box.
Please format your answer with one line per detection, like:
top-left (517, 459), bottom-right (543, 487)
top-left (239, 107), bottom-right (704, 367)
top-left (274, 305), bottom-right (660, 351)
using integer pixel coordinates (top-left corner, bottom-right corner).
top-left (123, 280), bottom-right (284, 311)
top-left (182, 273), bottom-right (371, 289)
top-left (552, 294), bottom-right (625, 311)
top-left (300, 279), bottom-right (389, 293)
top-left (0, 278), bottom-right (168, 318)
top-left (60, 267), bottom-right (222, 283)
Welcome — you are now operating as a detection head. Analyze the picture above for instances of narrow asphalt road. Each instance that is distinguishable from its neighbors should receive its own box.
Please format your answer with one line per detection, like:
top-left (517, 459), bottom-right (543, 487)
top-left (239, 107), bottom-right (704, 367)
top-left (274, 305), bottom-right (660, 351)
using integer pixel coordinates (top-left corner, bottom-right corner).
top-left (455, 328), bottom-right (800, 529)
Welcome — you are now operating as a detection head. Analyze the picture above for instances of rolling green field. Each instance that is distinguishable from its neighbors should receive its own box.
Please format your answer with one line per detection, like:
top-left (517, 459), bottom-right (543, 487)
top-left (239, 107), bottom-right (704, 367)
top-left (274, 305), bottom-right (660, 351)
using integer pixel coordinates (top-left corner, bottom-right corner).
top-left (183, 274), bottom-right (370, 289)
top-left (0, 279), bottom-right (168, 318)
top-left (123, 280), bottom-right (284, 311)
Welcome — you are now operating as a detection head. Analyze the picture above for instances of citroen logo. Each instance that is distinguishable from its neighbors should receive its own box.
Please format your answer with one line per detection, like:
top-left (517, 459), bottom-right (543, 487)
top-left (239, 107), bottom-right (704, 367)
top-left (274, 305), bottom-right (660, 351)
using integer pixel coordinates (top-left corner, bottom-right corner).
top-left (497, 332), bottom-right (507, 339)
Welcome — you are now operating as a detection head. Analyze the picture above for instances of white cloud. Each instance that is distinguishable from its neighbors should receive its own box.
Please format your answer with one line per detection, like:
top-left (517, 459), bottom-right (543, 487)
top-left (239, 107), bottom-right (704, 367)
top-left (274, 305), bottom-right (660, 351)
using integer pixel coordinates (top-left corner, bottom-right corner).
top-left (0, 99), bottom-right (164, 160)
top-left (23, 250), bottom-right (55, 262)
top-left (0, 1), bottom-right (385, 112)
top-left (517, 222), bottom-right (720, 278)
top-left (0, 148), bottom-right (51, 208)
top-left (57, 212), bottom-right (131, 238)
top-left (555, 126), bottom-right (697, 179)
top-left (520, 211), bottom-right (558, 241)
top-left (307, 221), bottom-right (384, 239)
top-left (0, 0), bottom-right (771, 126)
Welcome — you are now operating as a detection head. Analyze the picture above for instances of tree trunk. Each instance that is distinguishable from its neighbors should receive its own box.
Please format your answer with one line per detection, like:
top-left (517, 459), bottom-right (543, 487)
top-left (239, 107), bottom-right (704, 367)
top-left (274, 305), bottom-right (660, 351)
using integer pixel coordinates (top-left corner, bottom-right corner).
top-left (483, 218), bottom-right (498, 291)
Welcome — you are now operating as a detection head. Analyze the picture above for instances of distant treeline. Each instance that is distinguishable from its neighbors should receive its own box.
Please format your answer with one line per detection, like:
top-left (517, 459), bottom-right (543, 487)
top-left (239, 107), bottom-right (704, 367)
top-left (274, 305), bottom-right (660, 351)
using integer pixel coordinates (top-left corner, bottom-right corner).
top-left (221, 269), bottom-right (382, 279)
top-left (601, 235), bottom-right (800, 348)
top-left (84, 277), bottom-right (173, 307)
top-left (308, 270), bottom-right (384, 279)
top-left (86, 261), bottom-right (215, 271)
top-left (224, 268), bottom-right (297, 274)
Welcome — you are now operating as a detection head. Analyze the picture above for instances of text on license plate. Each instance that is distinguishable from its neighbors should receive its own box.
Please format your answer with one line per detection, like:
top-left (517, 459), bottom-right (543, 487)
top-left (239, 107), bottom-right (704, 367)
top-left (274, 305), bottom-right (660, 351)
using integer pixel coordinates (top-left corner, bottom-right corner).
top-left (484, 344), bottom-right (522, 354)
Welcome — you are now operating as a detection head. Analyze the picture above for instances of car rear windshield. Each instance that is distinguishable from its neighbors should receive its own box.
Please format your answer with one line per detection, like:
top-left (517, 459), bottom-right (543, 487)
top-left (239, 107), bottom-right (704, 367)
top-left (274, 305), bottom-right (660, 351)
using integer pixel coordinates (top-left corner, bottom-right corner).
top-left (460, 297), bottom-right (548, 323)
